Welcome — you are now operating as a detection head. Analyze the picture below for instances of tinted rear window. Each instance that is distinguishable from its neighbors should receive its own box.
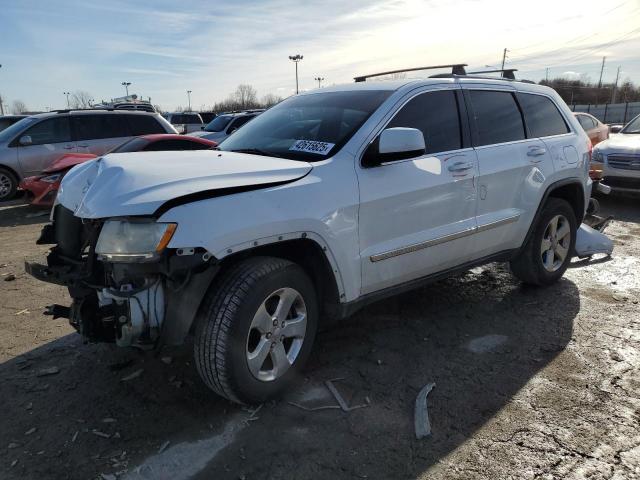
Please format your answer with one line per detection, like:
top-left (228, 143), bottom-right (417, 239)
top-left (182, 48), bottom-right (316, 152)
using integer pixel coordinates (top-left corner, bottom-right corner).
top-left (517, 93), bottom-right (569, 138)
top-left (467, 90), bottom-right (525, 146)
top-left (169, 114), bottom-right (202, 124)
top-left (126, 115), bottom-right (166, 135)
top-left (388, 90), bottom-right (461, 154)
top-left (73, 115), bottom-right (129, 140)
top-left (204, 115), bottom-right (233, 132)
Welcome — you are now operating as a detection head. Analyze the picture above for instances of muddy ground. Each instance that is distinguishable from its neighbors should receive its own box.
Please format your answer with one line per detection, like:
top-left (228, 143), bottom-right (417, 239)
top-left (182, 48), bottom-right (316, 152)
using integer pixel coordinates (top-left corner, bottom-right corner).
top-left (0, 195), bottom-right (638, 480)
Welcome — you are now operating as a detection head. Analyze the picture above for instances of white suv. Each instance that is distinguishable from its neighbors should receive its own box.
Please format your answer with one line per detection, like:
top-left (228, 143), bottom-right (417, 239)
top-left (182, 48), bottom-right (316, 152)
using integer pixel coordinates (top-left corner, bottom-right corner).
top-left (27, 68), bottom-right (591, 404)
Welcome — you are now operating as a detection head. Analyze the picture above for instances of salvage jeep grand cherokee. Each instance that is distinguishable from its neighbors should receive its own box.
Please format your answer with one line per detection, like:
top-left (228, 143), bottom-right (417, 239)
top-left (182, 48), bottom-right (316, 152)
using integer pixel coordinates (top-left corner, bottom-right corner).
top-left (27, 66), bottom-right (592, 404)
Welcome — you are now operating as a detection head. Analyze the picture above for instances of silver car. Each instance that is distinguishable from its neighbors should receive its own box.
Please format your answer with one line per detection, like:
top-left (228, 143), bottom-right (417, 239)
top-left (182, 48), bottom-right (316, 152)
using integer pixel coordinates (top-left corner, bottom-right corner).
top-left (189, 111), bottom-right (261, 143)
top-left (162, 112), bottom-right (203, 134)
top-left (0, 110), bottom-right (176, 200)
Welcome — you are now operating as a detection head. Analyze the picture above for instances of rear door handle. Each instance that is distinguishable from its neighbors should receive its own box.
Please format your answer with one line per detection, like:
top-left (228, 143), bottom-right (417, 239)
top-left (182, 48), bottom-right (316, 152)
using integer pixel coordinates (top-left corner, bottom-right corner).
top-left (527, 147), bottom-right (547, 157)
top-left (448, 161), bottom-right (474, 172)
top-left (77, 144), bottom-right (89, 148)
top-left (63, 145), bottom-right (75, 150)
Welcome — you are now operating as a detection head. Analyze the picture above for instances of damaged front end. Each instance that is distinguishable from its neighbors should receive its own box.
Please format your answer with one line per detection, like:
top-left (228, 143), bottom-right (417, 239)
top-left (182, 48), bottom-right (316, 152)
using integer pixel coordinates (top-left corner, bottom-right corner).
top-left (25, 206), bottom-right (217, 348)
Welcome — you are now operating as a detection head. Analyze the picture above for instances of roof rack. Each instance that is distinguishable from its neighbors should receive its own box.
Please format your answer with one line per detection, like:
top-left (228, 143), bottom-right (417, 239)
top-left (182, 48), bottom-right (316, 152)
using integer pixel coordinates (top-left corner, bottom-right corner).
top-left (354, 63), bottom-right (467, 82)
top-left (467, 68), bottom-right (518, 80)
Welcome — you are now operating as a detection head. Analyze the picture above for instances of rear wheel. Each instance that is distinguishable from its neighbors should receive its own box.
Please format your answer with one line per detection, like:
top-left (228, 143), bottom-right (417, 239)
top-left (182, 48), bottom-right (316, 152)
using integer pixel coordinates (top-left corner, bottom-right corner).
top-left (510, 198), bottom-right (577, 286)
top-left (194, 256), bottom-right (318, 404)
top-left (0, 168), bottom-right (17, 201)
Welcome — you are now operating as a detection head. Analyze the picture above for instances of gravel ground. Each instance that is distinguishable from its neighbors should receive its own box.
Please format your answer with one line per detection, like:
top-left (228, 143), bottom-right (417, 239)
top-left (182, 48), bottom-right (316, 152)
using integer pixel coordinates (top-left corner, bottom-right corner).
top-left (0, 195), bottom-right (638, 480)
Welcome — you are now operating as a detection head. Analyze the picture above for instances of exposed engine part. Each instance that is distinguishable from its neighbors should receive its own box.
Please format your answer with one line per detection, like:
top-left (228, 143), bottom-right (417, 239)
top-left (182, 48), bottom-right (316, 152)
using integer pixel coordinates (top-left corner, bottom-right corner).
top-left (100, 281), bottom-right (165, 347)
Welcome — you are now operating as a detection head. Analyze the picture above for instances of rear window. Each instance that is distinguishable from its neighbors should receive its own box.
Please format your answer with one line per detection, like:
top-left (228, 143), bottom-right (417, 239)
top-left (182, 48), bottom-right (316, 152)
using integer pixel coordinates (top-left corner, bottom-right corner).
top-left (517, 93), bottom-right (569, 138)
top-left (467, 90), bottom-right (525, 146)
top-left (169, 114), bottom-right (202, 124)
top-left (126, 115), bottom-right (166, 135)
top-left (73, 115), bottom-right (129, 140)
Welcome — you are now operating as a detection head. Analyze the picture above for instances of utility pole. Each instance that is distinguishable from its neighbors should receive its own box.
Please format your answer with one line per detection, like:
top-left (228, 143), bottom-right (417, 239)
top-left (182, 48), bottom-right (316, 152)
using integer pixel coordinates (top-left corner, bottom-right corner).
top-left (597, 56), bottom-right (606, 89)
top-left (187, 90), bottom-right (192, 111)
top-left (0, 64), bottom-right (3, 115)
top-left (500, 48), bottom-right (508, 70)
top-left (611, 65), bottom-right (621, 104)
top-left (314, 77), bottom-right (324, 88)
top-left (63, 91), bottom-right (70, 108)
top-left (288, 54), bottom-right (303, 94)
top-left (545, 68), bottom-right (549, 83)
top-left (121, 81), bottom-right (131, 96)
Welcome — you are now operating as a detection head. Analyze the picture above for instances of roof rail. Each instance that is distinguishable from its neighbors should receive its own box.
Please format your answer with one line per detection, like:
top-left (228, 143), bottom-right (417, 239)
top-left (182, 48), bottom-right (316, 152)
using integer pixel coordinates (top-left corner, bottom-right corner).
top-left (467, 68), bottom-right (518, 80)
top-left (354, 63), bottom-right (467, 82)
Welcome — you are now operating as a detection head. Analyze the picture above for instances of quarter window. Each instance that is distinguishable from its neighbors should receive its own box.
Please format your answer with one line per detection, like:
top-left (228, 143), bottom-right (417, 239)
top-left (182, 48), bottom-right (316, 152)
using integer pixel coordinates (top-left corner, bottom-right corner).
top-left (517, 93), bottom-right (569, 137)
top-left (126, 115), bottom-right (166, 135)
top-left (73, 115), bottom-right (129, 140)
top-left (387, 90), bottom-right (462, 154)
top-left (467, 90), bottom-right (525, 146)
top-left (23, 118), bottom-right (72, 145)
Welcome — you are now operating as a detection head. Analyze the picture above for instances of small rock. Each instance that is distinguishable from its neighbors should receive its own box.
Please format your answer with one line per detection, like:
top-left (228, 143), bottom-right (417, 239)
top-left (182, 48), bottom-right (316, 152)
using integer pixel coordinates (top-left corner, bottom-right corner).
top-left (36, 450), bottom-right (45, 455)
top-left (10, 459), bottom-right (18, 468)
top-left (610, 351), bottom-right (624, 362)
top-left (8, 442), bottom-right (20, 449)
top-left (161, 356), bottom-right (172, 365)
top-left (37, 366), bottom-right (60, 377)
top-left (25, 402), bottom-right (33, 410)
top-left (158, 440), bottom-right (170, 453)
top-left (101, 474), bottom-right (116, 480)
top-left (121, 368), bottom-right (143, 382)
top-left (4, 274), bottom-right (16, 282)
top-left (376, 359), bottom-right (382, 365)
top-left (102, 418), bottom-right (117, 423)
top-left (25, 427), bottom-right (37, 436)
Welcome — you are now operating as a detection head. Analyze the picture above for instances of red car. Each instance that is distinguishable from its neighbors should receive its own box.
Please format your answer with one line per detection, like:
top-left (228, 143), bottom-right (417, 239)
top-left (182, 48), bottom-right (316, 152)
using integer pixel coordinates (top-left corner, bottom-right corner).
top-left (20, 134), bottom-right (217, 207)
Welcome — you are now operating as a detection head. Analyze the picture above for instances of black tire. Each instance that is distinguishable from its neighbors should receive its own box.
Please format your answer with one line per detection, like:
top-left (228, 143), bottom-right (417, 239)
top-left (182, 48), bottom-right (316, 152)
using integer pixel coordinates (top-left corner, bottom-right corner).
top-left (0, 167), bottom-right (18, 201)
top-left (510, 198), bottom-right (577, 286)
top-left (194, 256), bottom-right (318, 404)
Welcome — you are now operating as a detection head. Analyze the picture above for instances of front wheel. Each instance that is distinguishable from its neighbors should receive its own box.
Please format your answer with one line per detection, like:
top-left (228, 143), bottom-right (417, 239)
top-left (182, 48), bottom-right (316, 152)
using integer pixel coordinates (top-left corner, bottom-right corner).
top-left (194, 257), bottom-right (318, 404)
top-left (0, 167), bottom-right (18, 201)
top-left (510, 198), bottom-right (577, 286)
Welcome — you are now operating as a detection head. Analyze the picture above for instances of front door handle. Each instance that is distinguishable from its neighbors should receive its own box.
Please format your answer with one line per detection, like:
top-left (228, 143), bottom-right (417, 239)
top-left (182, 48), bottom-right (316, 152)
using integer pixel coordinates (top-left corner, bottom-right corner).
top-left (77, 144), bottom-right (89, 148)
top-left (448, 161), bottom-right (474, 172)
top-left (527, 147), bottom-right (547, 157)
top-left (63, 145), bottom-right (75, 150)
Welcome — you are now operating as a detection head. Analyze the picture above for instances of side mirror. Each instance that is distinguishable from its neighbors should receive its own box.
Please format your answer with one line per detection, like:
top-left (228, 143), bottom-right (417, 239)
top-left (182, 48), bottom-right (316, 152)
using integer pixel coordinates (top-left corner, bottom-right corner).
top-left (201, 126), bottom-right (205, 130)
top-left (19, 135), bottom-right (33, 146)
top-left (229, 127), bottom-right (238, 134)
top-left (609, 125), bottom-right (623, 134)
top-left (362, 127), bottom-right (425, 167)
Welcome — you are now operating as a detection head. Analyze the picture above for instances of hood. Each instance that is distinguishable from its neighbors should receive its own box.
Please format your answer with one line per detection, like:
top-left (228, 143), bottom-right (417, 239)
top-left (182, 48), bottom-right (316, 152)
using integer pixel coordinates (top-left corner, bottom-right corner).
top-left (596, 133), bottom-right (640, 153)
top-left (186, 130), bottom-right (210, 138)
top-left (57, 150), bottom-right (312, 218)
top-left (44, 153), bottom-right (97, 173)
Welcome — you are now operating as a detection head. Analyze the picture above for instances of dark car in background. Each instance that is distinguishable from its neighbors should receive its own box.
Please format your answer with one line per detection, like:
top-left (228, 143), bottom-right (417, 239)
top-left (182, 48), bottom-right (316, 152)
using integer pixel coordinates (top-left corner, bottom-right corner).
top-left (189, 110), bottom-right (262, 143)
top-left (0, 115), bottom-right (28, 132)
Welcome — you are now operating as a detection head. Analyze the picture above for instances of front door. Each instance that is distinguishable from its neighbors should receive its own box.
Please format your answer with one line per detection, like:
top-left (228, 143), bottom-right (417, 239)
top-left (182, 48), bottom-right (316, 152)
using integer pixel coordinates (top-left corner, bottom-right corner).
top-left (357, 88), bottom-right (479, 295)
top-left (17, 117), bottom-right (75, 175)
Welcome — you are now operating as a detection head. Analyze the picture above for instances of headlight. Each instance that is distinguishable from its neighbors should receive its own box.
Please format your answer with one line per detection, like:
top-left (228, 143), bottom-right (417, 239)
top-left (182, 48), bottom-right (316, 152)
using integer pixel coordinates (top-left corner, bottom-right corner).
top-left (96, 220), bottom-right (177, 262)
top-left (40, 173), bottom-right (62, 183)
top-left (592, 149), bottom-right (604, 163)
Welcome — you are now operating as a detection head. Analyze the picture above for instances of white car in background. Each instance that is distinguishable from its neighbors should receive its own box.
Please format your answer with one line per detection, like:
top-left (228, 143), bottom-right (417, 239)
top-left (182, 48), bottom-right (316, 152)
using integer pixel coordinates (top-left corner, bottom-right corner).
top-left (163, 112), bottom-right (204, 134)
top-left (189, 110), bottom-right (262, 143)
top-left (592, 114), bottom-right (640, 193)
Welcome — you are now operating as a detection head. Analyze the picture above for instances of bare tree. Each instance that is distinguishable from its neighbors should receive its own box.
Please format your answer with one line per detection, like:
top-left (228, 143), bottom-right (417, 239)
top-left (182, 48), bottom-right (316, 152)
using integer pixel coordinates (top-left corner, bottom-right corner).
top-left (70, 90), bottom-right (93, 109)
top-left (261, 93), bottom-right (283, 108)
top-left (234, 84), bottom-right (258, 109)
top-left (11, 100), bottom-right (28, 114)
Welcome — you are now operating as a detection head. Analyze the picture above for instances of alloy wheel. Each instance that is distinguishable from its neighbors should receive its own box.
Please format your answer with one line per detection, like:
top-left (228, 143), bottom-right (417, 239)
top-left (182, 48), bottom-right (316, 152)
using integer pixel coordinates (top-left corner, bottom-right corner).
top-left (540, 214), bottom-right (571, 272)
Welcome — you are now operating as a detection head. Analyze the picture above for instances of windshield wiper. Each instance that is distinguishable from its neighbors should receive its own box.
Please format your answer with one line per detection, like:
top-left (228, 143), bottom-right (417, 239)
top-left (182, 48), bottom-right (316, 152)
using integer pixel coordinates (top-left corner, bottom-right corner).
top-left (229, 148), bottom-right (283, 158)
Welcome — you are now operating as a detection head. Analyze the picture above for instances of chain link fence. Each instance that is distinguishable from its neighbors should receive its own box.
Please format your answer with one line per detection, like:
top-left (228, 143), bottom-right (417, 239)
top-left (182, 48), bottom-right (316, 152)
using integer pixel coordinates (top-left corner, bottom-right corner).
top-left (570, 102), bottom-right (640, 125)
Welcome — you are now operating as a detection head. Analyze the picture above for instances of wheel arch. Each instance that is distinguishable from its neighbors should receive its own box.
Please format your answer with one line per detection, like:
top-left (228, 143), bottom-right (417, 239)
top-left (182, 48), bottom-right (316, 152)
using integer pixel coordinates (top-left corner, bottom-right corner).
top-left (0, 164), bottom-right (20, 182)
top-left (519, 178), bottom-right (585, 254)
top-left (217, 236), bottom-right (344, 323)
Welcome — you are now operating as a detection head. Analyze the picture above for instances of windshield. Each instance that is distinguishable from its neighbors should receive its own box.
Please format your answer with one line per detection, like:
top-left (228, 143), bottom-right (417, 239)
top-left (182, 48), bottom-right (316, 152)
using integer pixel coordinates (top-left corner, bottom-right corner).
top-left (621, 115), bottom-right (640, 134)
top-left (218, 90), bottom-right (392, 161)
top-left (204, 115), bottom-right (233, 132)
top-left (0, 116), bottom-right (38, 143)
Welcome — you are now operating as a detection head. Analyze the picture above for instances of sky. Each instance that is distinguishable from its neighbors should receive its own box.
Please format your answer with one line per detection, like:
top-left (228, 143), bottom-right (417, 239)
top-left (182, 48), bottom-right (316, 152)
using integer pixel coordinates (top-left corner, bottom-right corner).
top-left (1, 0), bottom-right (640, 112)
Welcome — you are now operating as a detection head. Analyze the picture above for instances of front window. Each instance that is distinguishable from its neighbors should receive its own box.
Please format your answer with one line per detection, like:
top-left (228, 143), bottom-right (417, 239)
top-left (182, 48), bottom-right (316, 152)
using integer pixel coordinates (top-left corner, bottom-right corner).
top-left (218, 90), bottom-right (392, 161)
top-left (621, 115), bottom-right (640, 134)
top-left (0, 116), bottom-right (38, 143)
top-left (204, 115), bottom-right (233, 132)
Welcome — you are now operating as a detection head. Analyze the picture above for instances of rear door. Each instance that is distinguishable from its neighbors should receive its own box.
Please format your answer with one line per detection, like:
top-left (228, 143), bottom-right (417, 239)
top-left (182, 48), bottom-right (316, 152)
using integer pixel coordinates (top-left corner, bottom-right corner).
top-left (463, 87), bottom-right (554, 256)
top-left (16, 116), bottom-right (75, 175)
top-left (357, 87), bottom-right (479, 294)
top-left (73, 114), bottom-right (132, 155)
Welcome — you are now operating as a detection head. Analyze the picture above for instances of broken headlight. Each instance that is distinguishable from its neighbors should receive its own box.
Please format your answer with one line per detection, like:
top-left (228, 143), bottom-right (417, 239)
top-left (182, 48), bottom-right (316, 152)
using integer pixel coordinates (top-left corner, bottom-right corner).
top-left (96, 220), bottom-right (177, 262)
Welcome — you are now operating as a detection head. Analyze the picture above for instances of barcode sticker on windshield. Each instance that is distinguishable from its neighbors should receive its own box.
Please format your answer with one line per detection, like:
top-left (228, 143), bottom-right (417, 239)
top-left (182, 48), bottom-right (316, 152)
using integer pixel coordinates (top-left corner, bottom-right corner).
top-left (289, 140), bottom-right (335, 155)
